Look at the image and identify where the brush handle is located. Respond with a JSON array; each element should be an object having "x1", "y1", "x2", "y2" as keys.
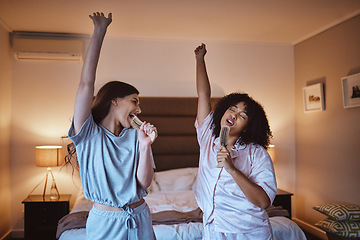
[
  {"x1": 131, "y1": 116, "x2": 157, "y2": 142},
  {"x1": 147, "y1": 131, "x2": 157, "y2": 142}
]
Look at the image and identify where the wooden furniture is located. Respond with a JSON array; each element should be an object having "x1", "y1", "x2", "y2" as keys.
[
  {"x1": 22, "y1": 194, "x2": 71, "y2": 240},
  {"x1": 274, "y1": 189, "x2": 293, "y2": 218},
  {"x1": 140, "y1": 97, "x2": 220, "y2": 172}
]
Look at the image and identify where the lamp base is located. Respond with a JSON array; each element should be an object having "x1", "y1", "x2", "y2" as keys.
[{"x1": 43, "y1": 168, "x2": 60, "y2": 201}]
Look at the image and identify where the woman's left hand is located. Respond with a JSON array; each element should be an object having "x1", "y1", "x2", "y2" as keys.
[
  {"x1": 138, "y1": 121, "x2": 157, "y2": 145},
  {"x1": 216, "y1": 146, "x2": 234, "y2": 170},
  {"x1": 89, "y1": 12, "x2": 112, "y2": 30}
]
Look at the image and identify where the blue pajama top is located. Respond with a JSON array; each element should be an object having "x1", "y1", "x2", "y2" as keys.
[{"x1": 68, "y1": 114, "x2": 153, "y2": 208}]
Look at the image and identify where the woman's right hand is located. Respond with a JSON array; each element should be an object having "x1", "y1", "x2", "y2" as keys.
[
  {"x1": 195, "y1": 43, "x2": 211, "y2": 125},
  {"x1": 89, "y1": 12, "x2": 112, "y2": 30},
  {"x1": 194, "y1": 43, "x2": 207, "y2": 61},
  {"x1": 138, "y1": 121, "x2": 158, "y2": 146},
  {"x1": 73, "y1": 12, "x2": 112, "y2": 134}
]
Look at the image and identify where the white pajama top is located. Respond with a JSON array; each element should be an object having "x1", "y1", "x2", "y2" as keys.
[{"x1": 194, "y1": 112, "x2": 277, "y2": 234}]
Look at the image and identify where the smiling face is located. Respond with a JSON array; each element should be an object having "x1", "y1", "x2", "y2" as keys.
[
  {"x1": 220, "y1": 102, "x2": 249, "y2": 138},
  {"x1": 111, "y1": 93, "x2": 141, "y2": 129}
]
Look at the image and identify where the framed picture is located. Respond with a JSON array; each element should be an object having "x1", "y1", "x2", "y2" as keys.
[
  {"x1": 302, "y1": 83, "x2": 325, "y2": 113},
  {"x1": 341, "y1": 73, "x2": 360, "y2": 109}
]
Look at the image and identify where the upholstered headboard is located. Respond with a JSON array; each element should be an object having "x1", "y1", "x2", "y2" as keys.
[{"x1": 139, "y1": 97, "x2": 220, "y2": 171}]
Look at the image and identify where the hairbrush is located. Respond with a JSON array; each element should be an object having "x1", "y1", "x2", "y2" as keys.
[
  {"x1": 217, "y1": 126, "x2": 230, "y2": 168},
  {"x1": 219, "y1": 126, "x2": 230, "y2": 147},
  {"x1": 130, "y1": 115, "x2": 157, "y2": 142}
]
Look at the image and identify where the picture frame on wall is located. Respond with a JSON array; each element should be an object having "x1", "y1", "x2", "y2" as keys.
[
  {"x1": 341, "y1": 73, "x2": 360, "y2": 109},
  {"x1": 302, "y1": 83, "x2": 325, "y2": 113}
]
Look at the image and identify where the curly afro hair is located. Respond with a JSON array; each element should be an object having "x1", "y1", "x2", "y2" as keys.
[{"x1": 211, "y1": 93, "x2": 272, "y2": 149}]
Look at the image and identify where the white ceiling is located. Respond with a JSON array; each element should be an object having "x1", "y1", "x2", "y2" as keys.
[{"x1": 1, "y1": 0, "x2": 360, "y2": 44}]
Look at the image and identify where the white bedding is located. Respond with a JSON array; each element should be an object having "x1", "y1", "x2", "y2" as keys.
[
  {"x1": 59, "y1": 190, "x2": 203, "y2": 240},
  {"x1": 59, "y1": 190, "x2": 306, "y2": 240},
  {"x1": 59, "y1": 168, "x2": 306, "y2": 240}
]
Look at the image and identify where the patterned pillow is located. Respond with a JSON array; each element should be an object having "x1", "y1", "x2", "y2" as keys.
[
  {"x1": 315, "y1": 218, "x2": 360, "y2": 238},
  {"x1": 313, "y1": 203, "x2": 360, "y2": 221}
]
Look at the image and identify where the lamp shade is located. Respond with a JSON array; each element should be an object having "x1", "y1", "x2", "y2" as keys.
[
  {"x1": 36, "y1": 146, "x2": 63, "y2": 167},
  {"x1": 267, "y1": 145, "x2": 275, "y2": 163}
]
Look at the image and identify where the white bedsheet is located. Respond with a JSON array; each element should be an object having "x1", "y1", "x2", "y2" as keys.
[{"x1": 59, "y1": 190, "x2": 306, "y2": 240}]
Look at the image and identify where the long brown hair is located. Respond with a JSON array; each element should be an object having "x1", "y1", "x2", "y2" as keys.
[{"x1": 91, "y1": 81, "x2": 139, "y2": 123}]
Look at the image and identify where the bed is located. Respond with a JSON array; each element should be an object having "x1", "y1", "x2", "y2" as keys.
[{"x1": 57, "y1": 97, "x2": 306, "y2": 240}]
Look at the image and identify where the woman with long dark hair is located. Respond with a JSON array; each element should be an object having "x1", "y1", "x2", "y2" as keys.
[{"x1": 68, "y1": 12, "x2": 157, "y2": 240}]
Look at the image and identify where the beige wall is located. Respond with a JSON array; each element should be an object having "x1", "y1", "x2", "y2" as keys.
[
  {"x1": 0, "y1": 23, "x2": 12, "y2": 238},
  {"x1": 294, "y1": 14, "x2": 360, "y2": 226},
  {"x1": 9, "y1": 37, "x2": 295, "y2": 230},
  {"x1": 4, "y1": 11, "x2": 360, "y2": 237}
]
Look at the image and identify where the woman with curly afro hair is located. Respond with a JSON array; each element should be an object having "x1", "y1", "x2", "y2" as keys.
[
  {"x1": 212, "y1": 92, "x2": 272, "y2": 149},
  {"x1": 194, "y1": 43, "x2": 277, "y2": 240}
]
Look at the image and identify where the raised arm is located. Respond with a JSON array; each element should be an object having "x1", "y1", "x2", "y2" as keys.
[
  {"x1": 194, "y1": 44, "x2": 211, "y2": 125},
  {"x1": 136, "y1": 122, "x2": 157, "y2": 190},
  {"x1": 73, "y1": 12, "x2": 112, "y2": 134}
]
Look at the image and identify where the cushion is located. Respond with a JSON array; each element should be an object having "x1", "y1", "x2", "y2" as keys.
[
  {"x1": 315, "y1": 218, "x2": 360, "y2": 238},
  {"x1": 313, "y1": 203, "x2": 360, "y2": 221},
  {"x1": 326, "y1": 232, "x2": 360, "y2": 240},
  {"x1": 148, "y1": 177, "x2": 160, "y2": 192},
  {"x1": 154, "y1": 167, "x2": 198, "y2": 192}
]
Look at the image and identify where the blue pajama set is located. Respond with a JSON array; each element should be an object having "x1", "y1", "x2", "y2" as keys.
[{"x1": 69, "y1": 114, "x2": 156, "y2": 240}]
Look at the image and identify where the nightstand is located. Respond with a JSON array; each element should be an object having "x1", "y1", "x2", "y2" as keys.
[
  {"x1": 22, "y1": 194, "x2": 71, "y2": 240},
  {"x1": 273, "y1": 189, "x2": 293, "y2": 218}
]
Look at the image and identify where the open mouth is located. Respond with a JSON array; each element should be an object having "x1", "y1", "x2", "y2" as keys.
[{"x1": 226, "y1": 118, "x2": 234, "y2": 126}]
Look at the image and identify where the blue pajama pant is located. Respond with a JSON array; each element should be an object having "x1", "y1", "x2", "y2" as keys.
[{"x1": 86, "y1": 202, "x2": 156, "y2": 240}]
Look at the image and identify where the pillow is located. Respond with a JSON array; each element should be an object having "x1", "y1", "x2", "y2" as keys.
[
  {"x1": 315, "y1": 218, "x2": 360, "y2": 238},
  {"x1": 191, "y1": 177, "x2": 197, "y2": 191},
  {"x1": 154, "y1": 167, "x2": 198, "y2": 192},
  {"x1": 148, "y1": 176, "x2": 160, "y2": 192},
  {"x1": 72, "y1": 186, "x2": 93, "y2": 213},
  {"x1": 313, "y1": 203, "x2": 360, "y2": 221}
]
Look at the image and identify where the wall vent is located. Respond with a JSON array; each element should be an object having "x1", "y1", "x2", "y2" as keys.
[{"x1": 11, "y1": 31, "x2": 88, "y2": 62}]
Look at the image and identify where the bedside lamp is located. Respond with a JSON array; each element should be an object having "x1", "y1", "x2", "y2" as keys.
[
  {"x1": 267, "y1": 145, "x2": 275, "y2": 164},
  {"x1": 35, "y1": 146, "x2": 62, "y2": 200}
]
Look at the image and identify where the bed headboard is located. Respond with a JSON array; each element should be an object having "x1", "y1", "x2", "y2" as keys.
[{"x1": 139, "y1": 97, "x2": 220, "y2": 172}]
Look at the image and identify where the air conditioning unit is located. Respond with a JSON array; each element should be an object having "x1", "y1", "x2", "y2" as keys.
[{"x1": 11, "y1": 32, "x2": 87, "y2": 61}]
